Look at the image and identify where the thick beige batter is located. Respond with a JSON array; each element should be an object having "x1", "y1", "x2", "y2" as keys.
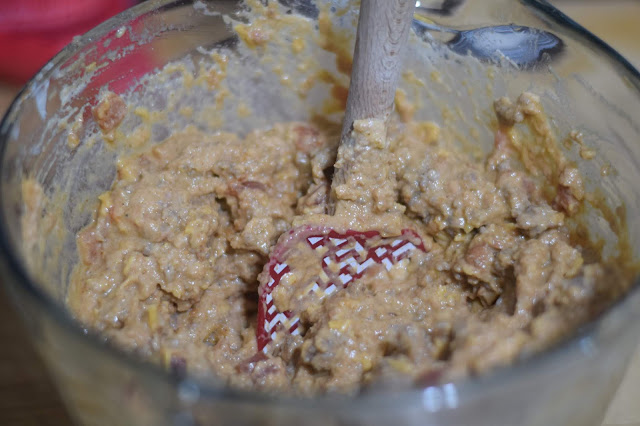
[{"x1": 67, "y1": 90, "x2": 633, "y2": 396}]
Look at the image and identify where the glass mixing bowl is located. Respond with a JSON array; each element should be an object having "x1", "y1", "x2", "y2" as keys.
[{"x1": 1, "y1": 0, "x2": 639, "y2": 425}]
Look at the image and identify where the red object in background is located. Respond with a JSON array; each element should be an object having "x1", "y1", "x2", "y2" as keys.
[{"x1": 0, "y1": 0, "x2": 136, "y2": 84}]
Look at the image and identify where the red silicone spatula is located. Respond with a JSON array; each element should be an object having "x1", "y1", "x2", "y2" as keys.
[{"x1": 257, "y1": 0, "x2": 423, "y2": 353}]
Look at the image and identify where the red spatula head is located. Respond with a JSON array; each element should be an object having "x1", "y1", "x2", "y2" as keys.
[{"x1": 257, "y1": 226, "x2": 427, "y2": 353}]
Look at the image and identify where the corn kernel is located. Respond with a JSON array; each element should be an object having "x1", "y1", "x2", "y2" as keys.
[
  {"x1": 360, "y1": 357, "x2": 373, "y2": 371},
  {"x1": 387, "y1": 357, "x2": 414, "y2": 374},
  {"x1": 291, "y1": 37, "x2": 305, "y2": 53},
  {"x1": 97, "y1": 192, "x2": 112, "y2": 218},
  {"x1": 328, "y1": 319, "x2": 350, "y2": 332},
  {"x1": 147, "y1": 304, "x2": 158, "y2": 331}
]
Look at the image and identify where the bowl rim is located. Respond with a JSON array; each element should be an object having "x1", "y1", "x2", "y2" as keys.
[{"x1": 0, "y1": 0, "x2": 639, "y2": 411}]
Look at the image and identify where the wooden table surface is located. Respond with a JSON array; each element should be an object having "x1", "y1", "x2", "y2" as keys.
[{"x1": 0, "y1": 1, "x2": 639, "y2": 425}]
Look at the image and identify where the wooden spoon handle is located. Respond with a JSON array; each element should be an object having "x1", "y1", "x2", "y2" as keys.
[{"x1": 341, "y1": 0, "x2": 415, "y2": 139}]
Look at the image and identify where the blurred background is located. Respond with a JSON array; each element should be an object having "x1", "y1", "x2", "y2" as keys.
[{"x1": 0, "y1": 0, "x2": 638, "y2": 424}]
